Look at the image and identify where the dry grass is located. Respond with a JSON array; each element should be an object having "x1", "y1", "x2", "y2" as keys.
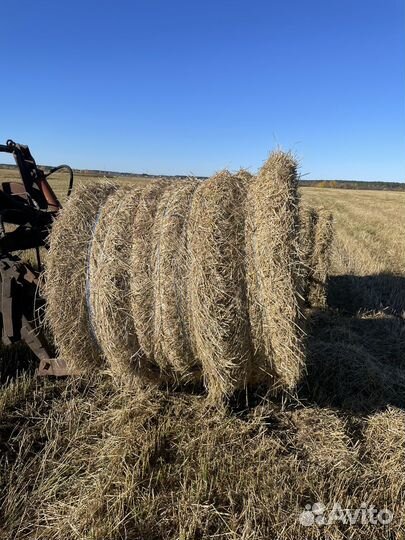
[
  {"x1": 1, "y1": 376, "x2": 405, "y2": 539},
  {"x1": 1, "y1": 175, "x2": 405, "y2": 539},
  {"x1": 302, "y1": 187, "x2": 405, "y2": 276}
]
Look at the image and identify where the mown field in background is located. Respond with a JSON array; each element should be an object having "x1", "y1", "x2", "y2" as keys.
[{"x1": 0, "y1": 170, "x2": 404, "y2": 539}]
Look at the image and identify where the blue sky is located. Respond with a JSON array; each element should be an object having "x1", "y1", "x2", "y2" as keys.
[{"x1": 1, "y1": 0, "x2": 404, "y2": 180}]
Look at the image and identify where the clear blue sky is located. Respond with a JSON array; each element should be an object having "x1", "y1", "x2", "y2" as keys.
[{"x1": 1, "y1": 0, "x2": 404, "y2": 180}]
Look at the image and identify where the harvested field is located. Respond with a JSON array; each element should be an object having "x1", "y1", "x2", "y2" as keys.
[{"x1": 1, "y1": 174, "x2": 404, "y2": 539}]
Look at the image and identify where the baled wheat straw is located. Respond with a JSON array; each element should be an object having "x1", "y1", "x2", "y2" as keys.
[
  {"x1": 130, "y1": 181, "x2": 172, "y2": 365},
  {"x1": 88, "y1": 186, "x2": 159, "y2": 382},
  {"x1": 245, "y1": 152, "x2": 305, "y2": 390},
  {"x1": 152, "y1": 181, "x2": 200, "y2": 382},
  {"x1": 237, "y1": 169, "x2": 254, "y2": 182},
  {"x1": 298, "y1": 205, "x2": 319, "y2": 304},
  {"x1": 308, "y1": 209, "x2": 334, "y2": 307},
  {"x1": 44, "y1": 182, "x2": 117, "y2": 371},
  {"x1": 187, "y1": 171, "x2": 252, "y2": 400},
  {"x1": 45, "y1": 151, "x2": 309, "y2": 397}
]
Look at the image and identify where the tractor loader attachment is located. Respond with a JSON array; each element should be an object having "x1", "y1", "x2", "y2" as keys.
[{"x1": 0, "y1": 139, "x2": 74, "y2": 376}]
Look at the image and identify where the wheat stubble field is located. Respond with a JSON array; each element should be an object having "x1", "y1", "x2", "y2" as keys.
[{"x1": 0, "y1": 170, "x2": 404, "y2": 539}]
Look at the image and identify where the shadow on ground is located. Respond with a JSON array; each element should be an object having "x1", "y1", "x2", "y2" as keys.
[
  {"x1": 1, "y1": 273, "x2": 404, "y2": 416},
  {"x1": 299, "y1": 273, "x2": 405, "y2": 413},
  {"x1": 328, "y1": 273, "x2": 405, "y2": 316}
]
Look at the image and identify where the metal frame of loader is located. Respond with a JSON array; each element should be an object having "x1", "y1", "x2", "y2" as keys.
[{"x1": 0, "y1": 139, "x2": 73, "y2": 376}]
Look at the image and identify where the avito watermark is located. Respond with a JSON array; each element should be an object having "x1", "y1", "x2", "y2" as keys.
[{"x1": 299, "y1": 501, "x2": 393, "y2": 527}]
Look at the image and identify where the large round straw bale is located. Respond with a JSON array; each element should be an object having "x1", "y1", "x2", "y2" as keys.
[
  {"x1": 44, "y1": 182, "x2": 117, "y2": 371},
  {"x1": 130, "y1": 181, "x2": 173, "y2": 365},
  {"x1": 187, "y1": 171, "x2": 252, "y2": 401},
  {"x1": 152, "y1": 181, "x2": 200, "y2": 382},
  {"x1": 245, "y1": 151, "x2": 305, "y2": 390},
  {"x1": 298, "y1": 205, "x2": 319, "y2": 304},
  {"x1": 88, "y1": 186, "x2": 160, "y2": 382},
  {"x1": 308, "y1": 209, "x2": 334, "y2": 307}
]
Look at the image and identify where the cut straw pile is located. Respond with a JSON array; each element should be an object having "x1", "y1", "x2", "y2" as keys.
[{"x1": 45, "y1": 151, "x2": 333, "y2": 401}]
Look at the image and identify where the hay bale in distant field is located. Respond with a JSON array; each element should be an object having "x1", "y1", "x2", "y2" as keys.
[
  {"x1": 152, "y1": 181, "x2": 200, "y2": 382},
  {"x1": 308, "y1": 209, "x2": 334, "y2": 307},
  {"x1": 130, "y1": 181, "x2": 172, "y2": 365},
  {"x1": 245, "y1": 152, "x2": 305, "y2": 390},
  {"x1": 187, "y1": 171, "x2": 252, "y2": 400},
  {"x1": 44, "y1": 182, "x2": 117, "y2": 371},
  {"x1": 88, "y1": 187, "x2": 159, "y2": 382}
]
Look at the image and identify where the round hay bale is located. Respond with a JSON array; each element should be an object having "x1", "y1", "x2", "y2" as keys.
[
  {"x1": 152, "y1": 181, "x2": 201, "y2": 382},
  {"x1": 308, "y1": 209, "x2": 334, "y2": 307},
  {"x1": 130, "y1": 181, "x2": 173, "y2": 365},
  {"x1": 44, "y1": 182, "x2": 117, "y2": 371},
  {"x1": 187, "y1": 171, "x2": 252, "y2": 401},
  {"x1": 298, "y1": 204, "x2": 319, "y2": 304},
  {"x1": 88, "y1": 186, "x2": 160, "y2": 382},
  {"x1": 245, "y1": 151, "x2": 305, "y2": 390}
]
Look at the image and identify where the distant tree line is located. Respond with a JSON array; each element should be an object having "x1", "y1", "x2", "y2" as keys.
[
  {"x1": 0, "y1": 163, "x2": 403, "y2": 191},
  {"x1": 299, "y1": 179, "x2": 405, "y2": 191}
]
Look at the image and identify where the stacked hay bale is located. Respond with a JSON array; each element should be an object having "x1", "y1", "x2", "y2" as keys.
[
  {"x1": 44, "y1": 183, "x2": 117, "y2": 372},
  {"x1": 187, "y1": 171, "x2": 252, "y2": 399},
  {"x1": 299, "y1": 205, "x2": 334, "y2": 307},
  {"x1": 89, "y1": 187, "x2": 159, "y2": 383},
  {"x1": 152, "y1": 182, "x2": 199, "y2": 383},
  {"x1": 245, "y1": 152, "x2": 305, "y2": 390},
  {"x1": 45, "y1": 151, "x2": 319, "y2": 401}
]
